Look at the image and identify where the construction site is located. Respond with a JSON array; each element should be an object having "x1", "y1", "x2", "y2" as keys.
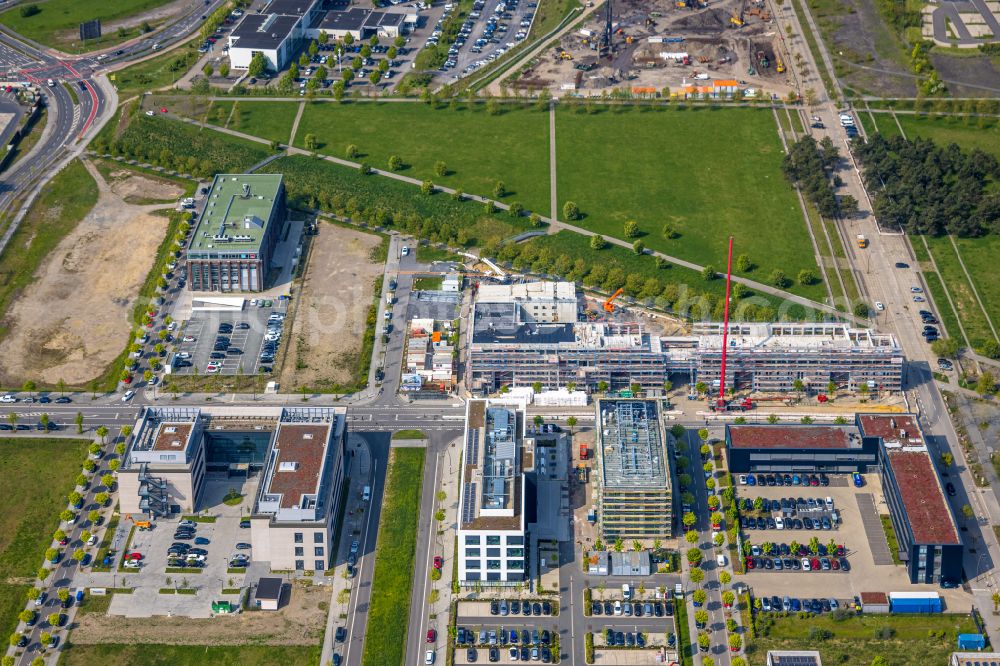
[{"x1": 507, "y1": 0, "x2": 797, "y2": 97}]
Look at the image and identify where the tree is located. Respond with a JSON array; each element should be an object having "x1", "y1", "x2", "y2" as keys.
[
  {"x1": 304, "y1": 133, "x2": 318, "y2": 151},
  {"x1": 597, "y1": 380, "x2": 608, "y2": 393},
  {"x1": 871, "y1": 658, "x2": 888, "y2": 666},
  {"x1": 687, "y1": 548, "x2": 703, "y2": 565},
  {"x1": 47, "y1": 613, "x2": 60, "y2": 627},
  {"x1": 976, "y1": 371, "x2": 996, "y2": 396},
  {"x1": 492, "y1": 181, "x2": 507, "y2": 199},
  {"x1": 563, "y1": 201, "x2": 580, "y2": 220},
  {"x1": 101, "y1": 473, "x2": 115, "y2": 489},
  {"x1": 797, "y1": 268, "x2": 817, "y2": 285},
  {"x1": 388, "y1": 154, "x2": 403, "y2": 170},
  {"x1": 682, "y1": 512, "x2": 697, "y2": 529},
  {"x1": 735, "y1": 254, "x2": 753, "y2": 272},
  {"x1": 248, "y1": 52, "x2": 267, "y2": 78},
  {"x1": 728, "y1": 633, "x2": 742, "y2": 651},
  {"x1": 685, "y1": 530, "x2": 699, "y2": 545},
  {"x1": 434, "y1": 160, "x2": 447, "y2": 177},
  {"x1": 346, "y1": 144, "x2": 360, "y2": 159},
  {"x1": 623, "y1": 220, "x2": 640, "y2": 238},
  {"x1": 941, "y1": 452, "x2": 953, "y2": 467},
  {"x1": 931, "y1": 338, "x2": 960, "y2": 358},
  {"x1": 701, "y1": 265, "x2": 717, "y2": 281},
  {"x1": 203, "y1": 63, "x2": 214, "y2": 77},
  {"x1": 108, "y1": 459, "x2": 121, "y2": 472},
  {"x1": 770, "y1": 269, "x2": 789, "y2": 288},
  {"x1": 695, "y1": 382, "x2": 707, "y2": 395},
  {"x1": 566, "y1": 416, "x2": 578, "y2": 432},
  {"x1": 368, "y1": 70, "x2": 381, "y2": 85},
  {"x1": 219, "y1": 62, "x2": 230, "y2": 78},
  {"x1": 589, "y1": 234, "x2": 607, "y2": 250},
  {"x1": 613, "y1": 537, "x2": 624, "y2": 552},
  {"x1": 713, "y1": 532, "x2": 725, "y2": 547},
  {"x1": 359, "y1": 162, "x2": 371, "y2": 175},
  {"x1": 72, "y1": 548, "x2": 85, "y2": 562},
  {"x1": 95, "y1": 492, "x2": 110, "y2": 506},
  {"x1": 96, "y1": 425, "x2": 108, "y2": 444},
  {"x1": 632, "y1": 240, "x2": 645, "y2": 255},
  {"x1": 792, "y1": 379, "x2": 805, "y2": 396},
  {"x1": 88, "y1": 509, "x2": 100, "y2": 524},
  {"x1": 23, "y1": 380, "x2": 35, "y2": 398},
  {"x1": 486, "y1": 98, "x2": 501, "y2": 115},
  {"x1": 693, "y1": 590, "x2": 707, "y2": 606},
  {"x1": 694, "y1": 609, "x2": 709, "y2": 627},
  {"x1": 719, "y1": 570, "x2": 731, "y2": 585},
  {"x1": 962, "y1": 504, "x2": 975, "y2": 523},
  {"x1": 18, "y1": 610, "x2": 33, "y2": 624}
]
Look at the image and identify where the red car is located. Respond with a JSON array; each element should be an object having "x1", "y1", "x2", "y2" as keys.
[
  {"x1": 426, "y1": 629, "x2": 436, "y2": 643},
  {"x1": 745, "y1": 557, "x2": 754, "y2": 570},
  {"x1": 58, "y1": 537, "x2": 68, "y2": 546},
  {"x1": 810, "y1": 558, "x2": 821, "y2": 571},
  {"x1": 159, "y1": 107, "x2": 167, "y2": 114},
  {"x1": 432, "y1": 556, "x2": 443, "y2": 570},
  {"x1": 835, "y1": 544, "x2": 845, "y2": 557},
  {"x1": 125, "y1": 552, "x2": 143, "y2": 561},
  {"x1": 831, "y1": 558, "x2": 840, "y2": 570}
]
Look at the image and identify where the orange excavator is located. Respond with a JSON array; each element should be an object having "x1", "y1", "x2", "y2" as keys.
[{"x1": 603, "y1": 288, "x2": 624, "y2": 312}]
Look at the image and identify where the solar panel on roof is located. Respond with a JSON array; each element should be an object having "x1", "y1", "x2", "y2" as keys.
[
  {"x1": 461, "y1": 482, "x2": 477, "y2": 525},
  {"x1": 465, "y1": 429, "x2": 479, "y2": 465}
]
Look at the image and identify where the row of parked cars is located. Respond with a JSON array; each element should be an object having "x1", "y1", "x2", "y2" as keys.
[
  {"x1": 0, "y1": 393, "x2": 72, "y2": 404},
  {"x1": 740, "y1": 472, "x2": 829, "y2": 487},
  {"x1": 166, "y1": 520, "x2": 210, "y2": 569},
  {"x1": 746, "y1": 554, "x2": 850, "y2": 572},
  {"x1": 456, "y1": 627, "x2": 553, "y2": 663},
  {"x1": 760, "y1": 594, "x2": 844, "y2": 614},
  {"x1": 489, "y1": 599, "x2": 552, "y2": 616},
  {"x1": 259, "y1": 312, "x2": 285, "y2": 369},
  {"x1": 591, "y1": 599, "x2": 672, "y2": 618},
  {"x1": 742, "y1": 514, "x2": 836, "y2": 531},
  {"x1": 603, "y1": 629, "x2": 662, "y2": 650}
]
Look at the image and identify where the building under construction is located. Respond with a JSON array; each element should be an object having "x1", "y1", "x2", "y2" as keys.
[
  {"x1": 595, "y1": 399, "x2": 675, "y2": 542},
  {"x1": 467, "y1": 282, "x2": 904, "y2": 395}
]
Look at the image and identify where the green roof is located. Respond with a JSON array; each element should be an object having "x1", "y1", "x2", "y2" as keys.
[{"x1": 189, "y1": 174, "x2": 283, "y2": 253}]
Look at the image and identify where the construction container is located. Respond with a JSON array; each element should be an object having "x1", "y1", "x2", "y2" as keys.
[
  {"x1": 889, "y1": 591, "x2": 941, "y2": 613},
  {"x1": 957, "y1": 633, "x2": 986, "y2": 650}
]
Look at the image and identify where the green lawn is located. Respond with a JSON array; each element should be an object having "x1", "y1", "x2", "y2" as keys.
[
  {"x1": 894, "y1": 113, "x2": 1000, "y2": 157},
  {"x1": 947, "y1": 235, "x2": 1000, "y2": 342},
  {"x1": 293, "y1": 102, "x2": 552, "y2": 215},
  {"x1": 749, "y1": 611, "x2": 977, "y2": 665},
  {"x1": 923, "y1": 235, "x2": 998, "y2": 350},
  {"x1": 0, "y1": 438, "x2": 89, "y2": 641},
  {"x1": 554, "y1": 106, "x2": 826, "y2": 301},
  {"x1": 109, "y1": 39, "x2": 202, "y2": 96},
  {"x1": 415, "y1": 245, "x2": 464, "y2": 264},
  {"x1": 362, "y1": 448, "x2": 425, "y2": 666},
  {"x1": 0, "y1": 160, "x2": 98, "y2": 352},
  {"x1": 868, "y1": 111, "x2": 902, "y2": 138},
  {"x1": 58, "y1": 643, "x2": 322, "y2": 665},
  {"x1": 207, "y1": 100, "x2": 301, "y2": 145},
  {"x1": 0, "y1": 0, "x2": 176, "y2": 53}
]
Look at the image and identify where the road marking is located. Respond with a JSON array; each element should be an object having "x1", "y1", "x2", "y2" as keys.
[{"x1": 345, "y1": 457, "x2": 379, "y2": 662}]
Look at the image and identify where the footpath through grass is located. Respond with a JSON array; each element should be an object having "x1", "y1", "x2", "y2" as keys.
[
  {"x1": 0, "y1": 159, "x2": 97, "y2": 347},
  {"x1": 207, "y1": 100, "x2": 301, "y2": 145},
  {"x1": 0, "y1": 438, "x2": 90, "y2": 640},
  {"x1": 59, "y1": 643, "x2": 322, "y2": 666},
  {"x1": 362, "y1": 448, "x2": 426, "y2": 666},
  {"x1": 923, "y1": 235, "x2": 998, "y2": 350},
  {"x1": 749, "y1": 611, "x2": 977, "y2": 665},
  {"x1": 0, "y1": 0, "x2": 176, "y2": 53},
  {"x1": 894, "y1": 113, "x2": 1000, "y2": 157},
  {"x1": 294, "y1": 101, "x2": 552, "y2": 215},
  {"x1": 555, "y1": 105, "x2": 826, "y2": 301}
]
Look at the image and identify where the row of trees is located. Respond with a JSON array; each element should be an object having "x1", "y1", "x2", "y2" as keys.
[
  {"x1": 855, "y1": 133, "x2": 999, "y2": 237},
  {"x1": 782, "y1": 136, "x2": 846, "y2": 219}
]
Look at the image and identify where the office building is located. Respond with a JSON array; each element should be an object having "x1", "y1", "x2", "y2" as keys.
[
  {"x1": 120, "y1": 406, "x2": 348, "y2": 572},
  {"x1": 186, "y1": 174, "x2": 286, "y2": 292},
  {"x1": 456, "y1": 399, "x2": 528, "y2": 586},
  {"x1": 317, "y1": 7, "x2": 408, "y2": 40},
  {"x1": 766, "y1": 651, "x2": 823, "y2": 666},
  {"x1": 951, "y1": 652, "x2": 1000, "y2": 666},
  {"x1": 859, "y1": 414, "x2": 963, "y2": 585},
  {"x1": 227, "y1": 0, "x2": 321, "y2": 71},
  {"x1": 726, "y1": 423, "x2": 879, "y2": 474},
  {"x1": 595, "y1": 399, "x2": 674, "y2": 542},
  {"x1": 466, "y1": 281, "x2": 904, "y2": 395},
  {"x1": 664, "y1": 322, "x2": 904, "y2": 393}
]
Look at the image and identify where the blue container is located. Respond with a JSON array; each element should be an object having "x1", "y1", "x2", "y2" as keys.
[{"x1": 958, "y1": 633, "x2": 986, "y2": 650}]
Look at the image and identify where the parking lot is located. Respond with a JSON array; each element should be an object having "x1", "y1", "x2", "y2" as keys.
[
  {"x1": 452, "y1": 622, "x2": 560, "y2": 665},
  {"x1": 430, "y1": 0, "x2": 537, "y2": 81},
  {"x1": 736, "y1": 472, "x2": 923, "y2": 597},
  {"x1": 171, "y1": 301, "x2": 288, "y2": 376}
]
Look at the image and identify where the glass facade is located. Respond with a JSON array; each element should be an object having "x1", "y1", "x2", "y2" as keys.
[{"x1": 204, "y1": 430, "x2": 272, "y2": 468}]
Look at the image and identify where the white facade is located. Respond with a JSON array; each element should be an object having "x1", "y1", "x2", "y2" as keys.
[{"x1": 476, "y1": 280, "x2": 578, "y2": 323}]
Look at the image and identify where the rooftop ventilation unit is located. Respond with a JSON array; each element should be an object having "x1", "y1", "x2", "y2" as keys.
[
  {"x1": 242, "y1": 183, "x2": 252, "y2": 198},
  {"x1": 278, "y1": 461, "x2": 299, "y2": 471}
]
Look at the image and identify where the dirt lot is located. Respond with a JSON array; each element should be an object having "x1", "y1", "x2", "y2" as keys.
[
  {"x1": 95, "y1": 159, "x2": 186, "y2": 204},
  {"x1": 71, "y1": 581, "x2": 328, "y2": 646},
  {"x1": 0, "y1": 161, "x2": 169, "y2": 386},
  {"x1": 279, "y1": 222, "x2": 382, "y2": 391}
]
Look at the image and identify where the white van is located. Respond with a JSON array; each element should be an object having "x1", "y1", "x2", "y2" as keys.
[
  {"x1": 775, "y1": 516, "x2": 784, "y2": 530},
  {"x1": 716, "y1": 554, "x2": 727, "y2": 567},
  {"x1": 622, "y1": 584, "x2": 632, "y2": 600},
  {"x1": 362, "y1": 485, "x2": 371, "y2": 501},
  {"x1": 825, "y1": 497, "x2": 835, "y2": 511}
]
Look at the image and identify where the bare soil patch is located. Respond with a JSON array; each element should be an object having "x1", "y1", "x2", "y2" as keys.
[
  {"x1": 0, "y1": 163, "x2": 168, "y2": 386},
  {"x1": 99, "y1": 162, "x2": 186, "y2": 204},
  {"x1": 930, "y1": 53, "x2": 1000, "y2": 96},
  {"x1": 280, "y1": 223, "x2": 382, "y2": 390},
  {"x1": 71, "y1": 582, "x2": 327, "y2": 646}
]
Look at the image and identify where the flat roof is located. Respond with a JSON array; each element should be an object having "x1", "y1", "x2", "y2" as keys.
[
  {"x1": 265, "y1": 424, "x2": 330, "y2": 510},
  {"x1": 952, "y1": 653, "x2": 1000, "y2": 666},
  {"x1": 858, "y1": 414, "x2": 922, "y2": 444},
  {"x1": 190, "y1": 174, "x2": 283, "y2": 252},
  {"x1": 476, "y1": 281, "x2": 576, "y2": 303},
  {"x1": 598, "y1": 400, "x2": 669, "y2": 489},
  {"x1": 320, "y1": 7, "x2": 369, "y2": 30},
  {"x1": 230, "y1": 14, "x2": 300, "y2": 50},
  {"x1": 264, "y1": 0, "x2": 316, "y2": 16},
  {"x1": 727, "y1": 425, "x2": 861, "y2": 450},
  {"x1": 460, "y1": 399, "x2": 524, "y2": 531},
  {"x1": 152, "y1": 422, "x2": 194, "y2": 451},
  {"x1": 884, "y1": 447, "x2": 960, "y2": 545},
  {"x1": 365, "y1": 10, "x2": 405, "y2": 27},
  {"x1": 860, "y1": 591, "x2": 888, "y2": 604},
  {"x1": 255, "y1": 577, "x2": 283, "y2": 600},
  {"x1": 674, "y1": 322, "x2": 901, "y2": 352}
]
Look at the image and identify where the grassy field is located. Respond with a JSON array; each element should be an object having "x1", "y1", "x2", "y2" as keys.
[
  {"x1": 894, "y1": 113, "x2": 1000, "y2": 156},
  {"x1": 59, "y1": 644, "x2": 322, "y2": 665},
  {"x1": 362, "y1": 448, "x2": 425, "y2": 666},
  {"x1": 109, "y1": 39, "x2": 202, "y2": 96},
  {"x1": 0, "y1": 160, "x2": 98, "y2": 347},
  {"x1": 868, "y1": 111, "x2": 902, "y2": 138},
  {"x1": 0, "y1": 0, "x2": 176, "y2": 53},
  {"x1": 0, "y1": 438, "x2": 89, "y2": 641},
  {"x1": 923, "y1": 235, "x2": 998, "y2": 350},
  {"x1": 555, "y1": 106, "x2": 826, "y2": 301},
  {"x1": 749, "y1": 611, "x2": 977, "y2": 665},
  {"x1": 207, "y1": 100, "x2": 301, "y2": 145},
  {"x1": 293, "y1": 102, "x2": 551, "y2": 214}
]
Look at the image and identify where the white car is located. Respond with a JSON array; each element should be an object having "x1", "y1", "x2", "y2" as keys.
[
  {"x1": 123, "y1": 560, "x2": 141, "y2": 569},
  {"x1": 175, "y1": 352, "x2": 191, "y2": 359},
  {"x1": 145, "y1": 110, "x2": 155, "y2": 117},
  {"x1": 87, "y1": 535, "x2": 98, "y2": 546},
  {"x1": 401, "y1": 246, "x2": 409, "y2": 256},
  {"x1": 0, "y1": 394, "x2": 16, "y2": 403},
  {"x1": 182, "y1": 336, "x2": 196, "y2": 342},
  {"x1": 874, "y1": 302, "x2": 885, "y2": 311},
  {"x1": 425, "y1": 650, "x2": 435, "y2": 664},
  {"x1": 122, "y1": 390, "x2": 135, "y2": 402},
  {"x1": 167, "y1": 322, "x2": 177, "y2": 331},
  {"x1": 911, "y1": 286, "x2": 923, "y2": 293}
]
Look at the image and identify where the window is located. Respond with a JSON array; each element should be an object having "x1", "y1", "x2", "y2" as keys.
[
  {"x1": 294, "y1": 533, "x2": 303, "y2": 544},
  {"x1": 314, "y1": 532, "x2": 324, "y2": 544},
  {"x1": 486, "y1": 535, "x2": 501, "y2": 545},
  {"x1": 465, "y1": 548, "x2": 481, "y2": 557},
  {"x1": 315, "y1": 560, "x2": 325, "y2": 571},
  {"x1": 487, "y1": 560, "x2": 502, "y2": 570},
  {"x1": 507, "y1": 536, "x2": 524, "y2": 545},
  {"x1": 295, "y1": 560, "x2": 304, "y2": 570},
  {"x1": 465, "y1": 535, "x2": 481, "y2": 545},
  {"x1": 295, "y1": 547, "x2": 304, "y2": 556},
  {"x1": 466, "y1": 559, "x2": 481, "y2": 570},
  {"x1": 508, "y1": 560, "x2": 524, "y2": 571},
  {"x1": 314, "y1": 547, "x2": 324, "y2": 557},
  {"x1": 487, "y1": 547, "x2": 501, "y2": 557},
  {"x1": 507, "y1": 548, "x2": 524, "y2": 558}
]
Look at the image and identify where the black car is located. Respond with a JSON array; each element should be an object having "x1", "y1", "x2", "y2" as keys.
[
  {"x1": 603, "y1": 601, "x2": 612, "y2": 615},
  {"x1": 803, "y1": 517, "x2": 814, "y2": 530},
  {"x1": 946, "y1": 482, "x2": 956, "y2": 497},
  {"x1": 592, "y1": 601, "x2": 602, "y2": 615},
  {"x1": 210, "y1": 352, "x2": 226, "y2": 359},
  {"x1": 756, "y1": 517, "x2": 766, "y2": 530},
  {"x1": 467, "y1": 648, "x2": 478, "y2": 662},
  {"x1": 532, "y1": 602, "x2": 542, "y2": 616},
  {"x1": 490, "y1": 600, "x2": 499, "y2": 615},
  {"x1": 39, "y1": 395, "x2": 51, "y2": 403},
  {"x1": 56, "y1": 396, "x2": 72, "y2": 403},
  {"x1": 819, "y1": 473, "x2": 829, "y2": 486},
  {"x1": 839, "y1": 557, "x2": 851, "y2": 571},
  {"x1": 895, "y1": 262, "x2": 909, "y2": 268},
  {"x1": 511, "y1": 600, "x2": 520, "y2": 614},
  {"x1": 542, "y1": 601, "x2": 551, "y2": 615},
  {"x1": 16, "y1": 634, "x2": 27, "y2": 647},
  {"x1": 523, "y1": 602, "x2": 532, "y2": 616},
  {"x1": 488, "y1": 647, "x2": 499, "y2": 662}
]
